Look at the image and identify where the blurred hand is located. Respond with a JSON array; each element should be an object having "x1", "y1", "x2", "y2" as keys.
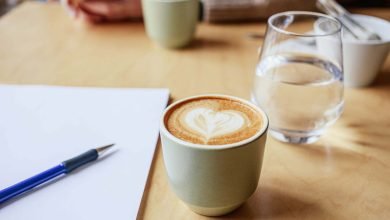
[{"x1": 61, "y1": 0, "x2": 142, "y2": 23}]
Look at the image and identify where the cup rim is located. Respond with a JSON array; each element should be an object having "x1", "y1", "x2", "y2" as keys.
[
  {"x1": 268, "y1": 11, "x2": 342, "y2": 38},
  {"x1": 160, "y1": 94, "x2": 269, "y2": 150},
  {"x1": 342, "y1": 14, "x2": 390, "y2": 44}
]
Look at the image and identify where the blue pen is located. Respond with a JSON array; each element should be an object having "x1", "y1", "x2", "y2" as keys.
[{"x1": 0, "y1": 144, "x2": 114, "y2": 205}]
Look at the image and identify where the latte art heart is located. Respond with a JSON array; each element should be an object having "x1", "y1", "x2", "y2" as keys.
[
  {"x1": 166, "y1": 97, "x2": 263, "y2": 145},
  {"x1": 184, "y1": 108, "x2": 246, "y2": 140}
]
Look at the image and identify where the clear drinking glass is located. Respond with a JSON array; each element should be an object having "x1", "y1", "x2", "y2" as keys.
[{"x1": 251, "y1": 11, "x2": 344, "y2": 144}]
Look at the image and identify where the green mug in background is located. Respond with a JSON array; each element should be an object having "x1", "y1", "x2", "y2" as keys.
[{"x1": 142, "y1": 0, "x2": 199, "y2": 48}]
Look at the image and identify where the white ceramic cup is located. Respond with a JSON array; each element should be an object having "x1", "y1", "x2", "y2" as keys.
[
  {"x1": 159, "y1": 94, "x2": 269, "y2": 216},
  {"x1": 315, "y1": 14, "x2": 390, "y2": 87}
]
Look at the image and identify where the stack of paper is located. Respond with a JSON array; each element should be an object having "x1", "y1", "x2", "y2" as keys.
[{"x1": 0, "y1": 85, "x2": 169, "y2": 220}]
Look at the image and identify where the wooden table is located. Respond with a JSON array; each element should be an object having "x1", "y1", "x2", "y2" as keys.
[{"x1": 1, "y1": 3, "x2": 389, "y2": 219}]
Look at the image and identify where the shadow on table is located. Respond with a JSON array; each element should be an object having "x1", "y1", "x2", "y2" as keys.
[
  {"x1": 137, "y1": 139, "x2": 163, "y2": 220},
  {"x1": 181, "y1": 38, "x2": 230, "y2": 51},
  {"x1": 341, "y1": 120, "x2": 390, "y2": 152},
  {"x1": 371, "y1": 70, "x2": 390, "y2": 88},
  {"x1": 370, "y1": 55, "x2": 390, "y2": 88},
  {"x1": 339, "y1": 66, "x2": 390, "y2": 152},
  {"x1": 221, "y1": 186, "x2": 323, "y2": 219}
]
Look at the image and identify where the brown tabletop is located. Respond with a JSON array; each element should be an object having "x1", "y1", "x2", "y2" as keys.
[{"x1": 1, "y1": 3, "x2": 389, "y2": 219}]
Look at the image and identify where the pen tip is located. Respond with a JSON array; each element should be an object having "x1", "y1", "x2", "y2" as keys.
[{"x1": 96, "y1": 144, "x2": 115, "y2": 156}]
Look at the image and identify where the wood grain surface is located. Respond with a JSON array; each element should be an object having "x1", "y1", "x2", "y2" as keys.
[{"x1": 1, "y1": 3, "x2": 389, "y2": 219}]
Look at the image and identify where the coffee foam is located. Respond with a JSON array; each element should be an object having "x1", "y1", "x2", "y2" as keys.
[{"x1": 165, "y1": 97, "x2": 263, "y2": 145}]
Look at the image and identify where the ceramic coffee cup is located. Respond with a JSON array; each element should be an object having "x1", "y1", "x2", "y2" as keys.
[
  {"x1": 142, "y1": 0, "x2": 199, "y2": 48},
  {"x1": 315, "y1": 14, "x2": 390, "y2": 87},
  {"x1": 159, "y1": 94, "x2": 269, "y2": 216}
]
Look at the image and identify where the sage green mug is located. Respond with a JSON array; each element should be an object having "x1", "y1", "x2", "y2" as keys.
[
  {"x1": 142, "y1": 0, "x2": 199, "y2": 48},
  {"x1": 160, "y1": 95, "x2": 269, "y2": 216}
]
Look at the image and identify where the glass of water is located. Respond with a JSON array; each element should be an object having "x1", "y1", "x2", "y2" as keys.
[{"x1": 251, "y1": 11, "x2": 343, "y2": 144}]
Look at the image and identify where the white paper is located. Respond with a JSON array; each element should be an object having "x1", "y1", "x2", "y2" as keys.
[{"x1": 0, "y1": 85, "x2": 169, "y2": 220}]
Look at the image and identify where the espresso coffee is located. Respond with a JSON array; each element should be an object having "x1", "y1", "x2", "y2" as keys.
[{"x1": 165, "y1": 96, "x2": 263, "y2": 145}]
